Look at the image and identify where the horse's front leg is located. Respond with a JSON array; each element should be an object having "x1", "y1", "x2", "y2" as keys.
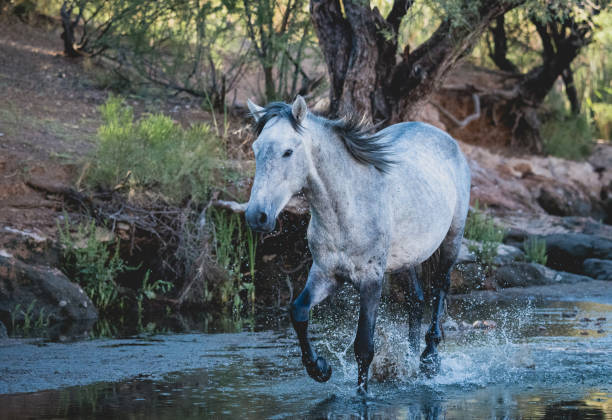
[
  {"x1": 289, "y1": 265, "x2": 338, "y2": 383},
  {"x1": 354, "y1": 278, "x2": 383, "y2": 393}
]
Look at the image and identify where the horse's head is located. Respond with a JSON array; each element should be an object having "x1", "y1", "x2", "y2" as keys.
[{"x1": 245, "y1": 96, "x2": 310, "y2": 232}]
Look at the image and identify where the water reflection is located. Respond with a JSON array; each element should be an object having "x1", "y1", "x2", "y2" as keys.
[
  {"x1": 1, "y1": 375, "x2": 610, "y2": 419},
  {"x1": 0, "y1": 298, "x2": 610, "y2": 419}
]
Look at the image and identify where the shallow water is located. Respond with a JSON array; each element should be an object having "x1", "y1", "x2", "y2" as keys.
[{"x1": 1, "y1": 290, "x2": 611, "y2": 419}]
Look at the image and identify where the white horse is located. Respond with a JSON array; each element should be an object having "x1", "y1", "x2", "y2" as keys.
[{"x1": 245, "y1": 96, "x2": 471, "y2": 392}]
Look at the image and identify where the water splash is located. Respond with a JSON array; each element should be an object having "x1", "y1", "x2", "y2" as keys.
[{"x1": 313, "y1": 301, "x2": 538, "y2": 390}]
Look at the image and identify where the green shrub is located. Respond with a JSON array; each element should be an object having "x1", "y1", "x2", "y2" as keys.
[
  {"x1": 524, "y1": 236, "x2": 548, "y2": 266},
  {"x1": 592, "y1": 102, "x2": 612, "y2": 140},
  {"x1": 209, "y1": 208, "x2": 257, "y2": 314},
  {"x1": 464, "y1": 201, "x2": 506, "y2": 269},
  {"x1": 540, "y1": 89, "x2": 594, "y2": 160},
  {"x1": 541, "y1": 112, "x2": 593, "y2": 160},
  {"x1": 87, "y1": 95, "x2": 222, "y2": 204},
  {"x1": 58, "y1": 217, "x2": 130, "y2": 312}
]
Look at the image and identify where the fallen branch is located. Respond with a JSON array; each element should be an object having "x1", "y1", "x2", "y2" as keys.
[
  {"x1": 210, "y1": 194, "x2": 309, "y2": 216},
  {"x1": 431, "y1": 93, "x2": 481, "y2": 128}
]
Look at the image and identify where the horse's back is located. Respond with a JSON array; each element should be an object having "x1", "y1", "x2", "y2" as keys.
[{"x1": 381, "y1": 122, "x2": 471, "y2": 271}]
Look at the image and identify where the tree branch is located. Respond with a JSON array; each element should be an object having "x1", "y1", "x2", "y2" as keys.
[
  {"x1": 386, "y1": 0, "x2": 413, "y2": 33},
  {"x1": 488, "y1": 15, "x2": 519, "y2": 73}
]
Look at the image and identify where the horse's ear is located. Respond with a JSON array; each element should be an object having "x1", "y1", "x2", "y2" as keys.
[
  {"x1": 247, "y1": 99, "x2": 264, "y2": 122},
  {"x1": 292, "y1": 95, "x2": 308, "y2": 124}
]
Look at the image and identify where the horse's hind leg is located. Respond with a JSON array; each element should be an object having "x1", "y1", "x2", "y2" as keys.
[
  {"x1": 290, "y1": 264, "x2": 338, "y2": 383},
  {"x1": 405, "y1": 266, "x2": 425, "y2": 354},
  {"x1": 354, "y1": 277, "x2": 383, "y2": 392},
  {"x1": 420, "y1": 225, "x2": 463, "y2": 376}
]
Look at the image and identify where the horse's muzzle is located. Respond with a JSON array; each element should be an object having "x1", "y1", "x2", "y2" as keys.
[{"x1": 245, "y1": 206, "x2": 275, "y2": 233}]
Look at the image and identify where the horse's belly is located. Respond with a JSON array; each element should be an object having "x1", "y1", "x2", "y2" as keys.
[
  {"x1": 386, "y1": 225, "x2": 449, "y2": 272},
  {"x1": 385, "y1": 186, "x2": 455, "y2": 272}
]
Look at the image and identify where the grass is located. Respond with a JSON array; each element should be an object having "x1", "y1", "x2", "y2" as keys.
[
  {"x1": 541, "y1": 113, "x2": 593, "y2": 159},
  {"x1": 86, "y1": 95, "x2": 223, "y2": 204},
  {"x1": 57, "y1": 217, "x2": 130, "y2": 313},
  {"x1": 209, "y1": 208, "x2": 257, "y2": 315},
  {"x1": 541, "y1": 89, "x2": 594, "y2": 160},
  {"x1": 464, "y1": 200, "x2": 506, "y2": 271},
  {"x1": 524, "y1": 236, "x2": 548, "y2": 266},
  {"x1": 9, "y1": 300, "x2": 50, "y2": 336},
  {"x1": 592, "y1": 102, "x2": 612, "y2": 140}
]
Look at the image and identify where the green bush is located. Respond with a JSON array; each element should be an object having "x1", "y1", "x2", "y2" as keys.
[
  {"x1": 541, "y1": 89, "x2": 594, "y2": 160},
  {"x1": 541, "y1": 112, "x2": 593, "y2": 160},
  {"x1": 58, "y1": 217, "x2": 129, "y2": 312},
  {"x1": 524, "y1": 236, "x2": 548, "y2": 266},
  {"x1": 209, "y1": 208, "x2": 257, "y2": 314},
  {"x1": 87, "y1": 95, "x2": 222, "y2": 204},
  {"x1": 464, "y1": 201, "x2": 506, "y2": 269},
  {"x1": 592, "y1": 102, "x2": 612, "y2": 140}
]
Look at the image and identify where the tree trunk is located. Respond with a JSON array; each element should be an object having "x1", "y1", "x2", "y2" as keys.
[
  {"x1": 562, "y1": 67, "x2": 580, "y2": 115},
  {"x1": 504, "y1": 17, "x2": 590, "y2": 151},
  {"x1": 488, "y1": 15, "x2": 519, "y2": 73},
  {"x1": 263, "y1": 66, "x2": 276, "y2": 102},
  {"x1": 310, "y1": 0, "x2": 522, "y2": 123},
  {"x1": 60, "y1": 2, "x2": 81, "y2": 57}
]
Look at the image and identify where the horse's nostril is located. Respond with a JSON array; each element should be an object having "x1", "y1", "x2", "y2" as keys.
[{"x1": 258, "y1": 212, "x2": 267, "y2": 224}]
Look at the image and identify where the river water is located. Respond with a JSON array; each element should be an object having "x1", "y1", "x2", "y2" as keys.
[{"x1": 1, "y1": 284, "x2": 611, "y2": 419}]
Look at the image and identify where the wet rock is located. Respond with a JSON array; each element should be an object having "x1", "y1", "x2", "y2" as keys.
[
  {"x1": 370, "y1": 329, "x2": 407, "y2": 382},
  {"x1": 493, "y1": 262, "x2": 549, "y2": 288},
  {"x1": 457, "y1": 240, "x2": 523, "y2": 265},
  {"x1": 451, "y1": 263, "x2": 489, "y2": 293},
  {"x1": 458, "y1": 321, "x2": 472, "y2": 330},
  {"x1": 493, "y1": 244, "x2": 524, "y2": 265},
  {"x1": 543, "y1": 233, "x2": 612, "y2": 274},
  {"x1": 540, "y1": 266, "x2": 594, "y2": 284},
  {"x1": 457, "y1": 242, "x2": 477, "y2": 264},
  {"x1": 442, "y1": 319, "x2": 459, "y2": 331},
  {"x1": 582, "y1": 258, "x2": 612, "y2": 280},
  {"x1": 0, "y1": 255, "x2": 98, "y2": 329},
  {"x1": 0, "y1": 320, "x2": 7, "y2": 338},
  {"x1": 472, "y1": 320, "x2": 496, "y2": 329},
  {"x1": 562, "y1": 311, "x2": 577, "y2": 318},
  {"x1": 580, "y1": 317, "x2": 593, "y2": 322}
]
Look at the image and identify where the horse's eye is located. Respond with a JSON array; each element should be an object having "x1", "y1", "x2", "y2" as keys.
[{"x1": 283, "y1": 149, "x2": 293, "y2": 158}]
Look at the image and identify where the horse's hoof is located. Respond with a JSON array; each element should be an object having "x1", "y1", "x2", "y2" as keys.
[
  {"x1": 356, "y1": 384, "x2": 368, "y2": 397},
  {"x1": 304, "y1": 356, "x2": 332, "y2": 383},
  {"x1": 419, "y1": 352, "x2": 441, "y2": 377}
]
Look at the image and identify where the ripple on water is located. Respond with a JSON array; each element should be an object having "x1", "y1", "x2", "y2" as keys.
[{"x1": 0, "y1": 299, "x2": 610, "y2": 418}]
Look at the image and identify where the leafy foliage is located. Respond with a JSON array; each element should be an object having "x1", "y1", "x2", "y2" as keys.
[
  {"x1": 87, "y1": 95, "x2": 222, "y2": 204},
  {"x1": 541, "y1": 90, "x2": 593, "y2": 159},
  {"x1": 209, "y1": 208, "x2": 257, "y2": 314},
  {"x1": 58, "y1": 217, "x2": 129, "y2": 312},
  {"x1": 524, "y1": 236, "x2": 548, "y2": 266},
  {"x1": 241, "y1": 0, "x2": 322, "y2": 102},
  {"x1": 464, "y1": 201, "x2": 506, "y2": 270}
]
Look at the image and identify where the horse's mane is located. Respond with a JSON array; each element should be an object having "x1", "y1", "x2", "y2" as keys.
[
  {"x1": 252, "y1": 102, "x2": 394, "y2": 173},
  {"x1": 324, "y1": 114, "x2": 394, "y2": 173},
  {"x1": 253, "y1": 102, "x2": 302, "y2": 136}
]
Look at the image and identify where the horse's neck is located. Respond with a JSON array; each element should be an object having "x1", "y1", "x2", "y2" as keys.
[{"x1": 304, "y1": 127, "x2": 381, "y2": 229}]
